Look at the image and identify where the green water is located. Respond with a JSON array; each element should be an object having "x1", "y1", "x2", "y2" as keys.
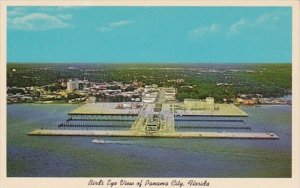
[{"x1": 7, "y1": 104, "x2": 291, "y2": 177}]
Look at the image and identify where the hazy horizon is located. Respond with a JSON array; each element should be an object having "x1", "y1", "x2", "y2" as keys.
[{"x1": 7, "y1": 61, "x2": 291, "y2": 64}]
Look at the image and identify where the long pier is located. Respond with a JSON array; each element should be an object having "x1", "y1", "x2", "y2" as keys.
[
  {"x1": 28, "y1": 129, "x2": 279, "y2": 139},
  {"x1": 28, "y1": 93, "x2": 279, "y2": 140}
]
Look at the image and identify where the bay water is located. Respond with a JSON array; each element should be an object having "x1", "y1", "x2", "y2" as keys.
[{"x1": 7, "y1": 104, "x2": 291, "y2": 177}]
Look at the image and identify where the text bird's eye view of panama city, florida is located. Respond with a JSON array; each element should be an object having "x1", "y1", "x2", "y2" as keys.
[{"x1": 3, "y1": 5, "x2": 296, "y2": 185}]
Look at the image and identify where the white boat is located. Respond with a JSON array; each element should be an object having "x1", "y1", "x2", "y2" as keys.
[
  {"x1": 91, "y1": 139, "x2": 105, "y2": 144},
  {"x1": 91, "y1": 139, "x2": 131, "y2": 145}
]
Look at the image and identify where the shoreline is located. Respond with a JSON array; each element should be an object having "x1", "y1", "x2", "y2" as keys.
[{"x1": 7, "y1": 102, "x2": 292, "y2": 106}]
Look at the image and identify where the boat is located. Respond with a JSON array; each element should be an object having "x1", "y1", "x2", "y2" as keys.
[
  {"x1": 91, "y1": 139, "x2": 105, "y2": 144},
  {"x1": 91, "y1": 139, "x2": 131, "y2": 145}
]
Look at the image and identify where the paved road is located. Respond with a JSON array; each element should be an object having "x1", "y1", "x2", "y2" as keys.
[{"x1": 131, "y1": 89, "x2": 176, "y2": 133}]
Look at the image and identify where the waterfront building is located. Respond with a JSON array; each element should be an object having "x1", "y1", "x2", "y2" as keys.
[
  {"x1": 67, "y1": 79, "x2": 79, "y2": 91},
  {"x1": 145, "y1": 114, "x2": 161, "y2": 132},
  {"x1": 184, "y1": 97, "x2": 215, "y2": 110},
  {"x1": 88, "y1": 96, "x2": 97, "y2": 103}
]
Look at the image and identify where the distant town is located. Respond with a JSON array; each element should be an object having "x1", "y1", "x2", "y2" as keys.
[
  {"x1": 7, "y1": 78, "x2": 291, "y2": 105},
  {"x1": 7, "y1": 63, "x2": 292, "y2": 105}
]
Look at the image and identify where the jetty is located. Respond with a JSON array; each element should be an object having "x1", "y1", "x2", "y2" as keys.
[
  {"x1": 28, "y1": 129, "x2": 279, "y2": 139},
  {"x1": 28, "y1": 90, "x2": 279, "y2": 139}
]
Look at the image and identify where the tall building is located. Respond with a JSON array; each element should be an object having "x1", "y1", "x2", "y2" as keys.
[{"x1": 67, "y1": 79, "x2": 79, "y2": 91}]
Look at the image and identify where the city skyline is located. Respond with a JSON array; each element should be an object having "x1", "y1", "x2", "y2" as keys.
[{"x1": 8, "y1": 6, "x2": 291, "y2": 64}]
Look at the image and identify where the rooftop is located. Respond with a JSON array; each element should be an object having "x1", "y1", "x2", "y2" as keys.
[
  {"x1": 69, "y1": 102, "x2": 142, "y2": 115},
  {"x1": 166, "y1": 103, "x2": 248, "y2": 117}
]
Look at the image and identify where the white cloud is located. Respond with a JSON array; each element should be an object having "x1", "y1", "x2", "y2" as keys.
[
  {"x1": 56, "y1": 14, "x2": 72, "y2": 20},
  {"x1": 255, "y1": 10, "x2": 288, "y2": 26},
  {"x1": 228, "y1": 10, "x2": 289, "y2": 35},
  {"x1": 9, "y1": 13, "x2": 72, "y2": 31},
  {"x1": 229, "y1": 19, "x2": 248, "y2": 33},
  {"x1": 8, "y1": 7, "x2": 74, "y2": 31},
  {"x1": 97, "y1": 20, "x2": 133, "y2": 32},
  {"x1": 188, "y1": 24, "x2": 220, "y2": 39},
  {"x1": 97, "y1": 26, "x2": 112, "y2": 32},
  {"x1": 35, "y1": 6, "x2": 84, "y2": 12},
  {"x1": 8, "y1": 7, "x2": 26, "y2": 17},
  {"x1": 109, "y1": 20, "x2": 132, "y2": 27}
]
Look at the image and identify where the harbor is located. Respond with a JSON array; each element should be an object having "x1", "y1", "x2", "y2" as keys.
[
  {"x1": 28, "y1": 89, "x2": 279, "y2": 139},
  {"x1": 9, "y1": 103, "x2": 290, "y2": 177},
  {"x1": 6, "y1": 6, "x2": 293, "y2": 180}
]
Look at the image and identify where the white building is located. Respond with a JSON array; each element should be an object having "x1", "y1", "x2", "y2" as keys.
[
  {"x1": 164, "y1": 87, "x2": 176, "y2": 101},
  {"x1": 184, "y1": 97, "x2": 215, "y2": 111},
  {"x1": 143, "y1": 98, "x2": 156, "y2": 103},
  {"x1": 67, "y1": 79, "x2": 79, "y2": 91},
  {"x1": 144, "y1": 84, "x2": 158, "y2": 93}
]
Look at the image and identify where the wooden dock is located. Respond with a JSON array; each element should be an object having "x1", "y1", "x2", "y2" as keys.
[{"x1": 28, "y1": 129, "x2": 279, "y2": 139}]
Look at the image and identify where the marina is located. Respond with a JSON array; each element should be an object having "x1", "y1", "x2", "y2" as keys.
[
  {"x1": 8, "y1": 104, "x2": 291, "y2": 177},
  {"x1": 29, "y1": 93, "x2": 279, "y2": 139},
  {"x1": 5, "y1": 5, "x2": 293, "y2": 180}
]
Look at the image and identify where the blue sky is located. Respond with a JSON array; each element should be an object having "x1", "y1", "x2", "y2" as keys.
[{"x1": 7, "y1": 6, "x2": 291, "y2": 63}]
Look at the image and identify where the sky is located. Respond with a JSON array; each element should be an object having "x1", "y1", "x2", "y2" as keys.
[{"x1": 7, "y1": 6, "x2": 292, "y2": 64}]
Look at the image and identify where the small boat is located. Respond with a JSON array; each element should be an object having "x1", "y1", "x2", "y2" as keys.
[
  {"x1": 91, "y1": 139, "x2": 131, "y2": 145},
  {"x1": 91, "y1": 139, "x2": 105, "y2": 144}
]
